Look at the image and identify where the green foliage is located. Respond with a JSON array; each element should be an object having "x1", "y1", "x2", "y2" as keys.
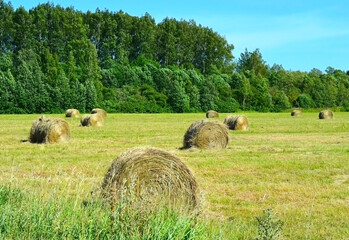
[
  {"x1": 341, "y1": 102, "x2": 349, "y2": 112},
  {"x1": 199, "y1": 79, "x2": 219, "y2": 111},
  {"x1": 84, "y1": 79, "x2": 97, "y2": 111},
  {"x1": 168, "y1": 79, "x2": 190, "y2": 112},
  {"x1": 248, "y1": 72, "x2": 272, "y2": 112},
  {"x1": 294, "y1": 94, "x2": 316, "y2": 109},
  {"x1": 256, "y1": 208, "x2": 283, "y2": 240},
  {"x1": 216, "y1": 84, "x2": 240, "y2": 112},
  {"x1": 0, "y1": 62, "x2": 17, "y2": 113},
  {"x1": 114, "y1": 85, "x2": 169, "y2": 113},
  {"x1": 237, "y1": 49, "x2": 269, "y2": 78},
  {"x1": 271, "y1": 90, "x2": 291, "y2": 112},
  {"x1": 0, "y1": 3, "x2": 349, "y2": 114}
]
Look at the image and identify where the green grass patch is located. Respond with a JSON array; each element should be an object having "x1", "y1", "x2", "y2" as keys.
[
  {"x1": 0, "y1": 185, "x2": 206, "y2": 239},
  {"x1": 0, "y1": 112, "x2": 348, "y2": 239}
]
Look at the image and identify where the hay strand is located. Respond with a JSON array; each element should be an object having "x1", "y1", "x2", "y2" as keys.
[
  {"x1": 206, "y1": 110, "x2": 219, "y2": 118},
  {"x1": 29, "y1": 116, "x2": 70, "y2": 144},
  {"x1": 91, "y1": 108, "x2": 107, "y2": 118},
  {"x1": 224, "y1": 115, "x2": 249, "y2": 130},
  {"x1": 80, "y1": 114, "x2": 104, "y2": 127},
  {"x1": 65, "y1": 109, "x2": 80, "y2": 118},
  {"x1": 101, "y1": 146, "x2": 199, "y2": 210},
  {"x1": 319, "y1": 110, "x2": 333, "y2": 119},
  {"x1": 291, "y1": 109, "x2": 302, "y2": 117},
  {"x1": 182, "y1": 119, "x2": 229, "y2": 149}
]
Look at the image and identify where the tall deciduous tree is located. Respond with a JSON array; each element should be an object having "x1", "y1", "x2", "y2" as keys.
[
  {"x1": 237, "y1": 49, "x2": 269, "y2": 78},
  {"x1": 14, "y1": 49, "x2": 50, "y2": 113},
  {"x1": 0, "y1": 0, "x2": 14, "y2": 52}
]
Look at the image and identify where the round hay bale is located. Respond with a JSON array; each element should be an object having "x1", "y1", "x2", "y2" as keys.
[
  {"x1": 182, "y1": 119, "x2": 229, "y2": 149},
  {"x1": 91, "y1": 108, "x2": 107, "y2": 118},
  {"x1": 291, "y1": 109, "x2": 302, "y2": 117},
  {"x1": 29, "y1": 116, "x2": 70, "y2": 144},
  {"x1": 206, "y1": 110, "x2": 219, "y2": 118},
  {"x1": 101, "y1": 146, "x2": 199, "y2": 210},
  {"x1": 319, "y1": 109, "x2": 333, "y2": 119},
  {"x1": 65, "y1": 109, "x2": 80, "y2": 118},
  {"x1": 80, "y1": 114, "x2": 104, "y2": 127},
  {"x1": 224, "y1": 115, "x2": 249, "y2": 130}
]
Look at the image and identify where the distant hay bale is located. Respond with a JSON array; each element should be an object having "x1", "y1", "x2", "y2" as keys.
[
  {"x1": 291, "y1": 109, "x2": 302, "y2": 117},
  {"x1": 224, "y1": 115, "x2": 249, "y2": 130},
  {"x1": 91, "y1": 108, "x2": 107, "y2": 118},
  {"x1": 65, "y1": 109, "x2": 80, "y2": 118},
  {"x1": 80, "y1": 114, "x2": 104, "y2": 127},
  {"x1": 182, "y1": 119, "x2": 229, "y2": 149},
  {"x1": 29, "y1": 116, "x2": 70, "y2": 144},
  {"x1": 319, "y1": 110, "x2": 333, "y2": 119},
  {"x1": 206, "y1": 110, "x2": 219, "y2": 118},
  {"x1": 101, "y1": 146, "x2": 199, "y2": 210}
]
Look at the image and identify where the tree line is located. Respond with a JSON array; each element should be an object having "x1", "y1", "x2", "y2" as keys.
[{"x1": 1, "y1": 1, "x2": 349, "y2": 114}]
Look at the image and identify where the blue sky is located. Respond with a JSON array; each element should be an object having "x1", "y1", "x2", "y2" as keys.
[{"x1": 8, "y1": 0, "x2": 349, "y2": 72}]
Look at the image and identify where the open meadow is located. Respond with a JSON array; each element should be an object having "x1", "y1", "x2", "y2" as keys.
[{"x1": 0, "y1": 112, "x2": 348, "y2": 239}]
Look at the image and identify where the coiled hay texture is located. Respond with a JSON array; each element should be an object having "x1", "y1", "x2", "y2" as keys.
[
  {"x1": 29, "y1": 116, "x2": 70, "y2": 144},
  {"x1": 182, "y1": 119, "x2": 229, "y2": 149},
  {"x1": 101, "y1": 146, "x2": 199, "y2": 210},
  {"x1": 65, "y1": 109, "x2": 80, "y2": 118},
  {"x1": 206, "y1": 110, "x2": 219, "y2": 118},
  {"x1": 80, "y1": 114, "x2": 104, "y2": 127},
  {"x1": 291, "y1": 109, "x2": 302, "y2": 116},
  {"x1": 224, "y1": 115, "x2": 249, "y2": 130},
  {"x1": 319, "y1": 109, "x2": 333, "y2": 119},
  {"x1": 91, "y1": 108, "x2": 107, "y2": 118}
]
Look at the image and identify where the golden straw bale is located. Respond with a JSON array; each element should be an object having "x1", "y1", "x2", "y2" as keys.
[
  {"x1": 319, "y1": 109, "x2": 333, "y2": 119},
  {"x1": 291, "y1": 109, "x2": 302, "y2": 117},
  {"x1": 206, "y1": 110, "x2": 219, "y2": 118},
  {"x1": 91, "y1": 108, "x2": 107, "y2": 118},
  {"x1": 29, "y1": 116, "x2": 70, "y2": 144},
  {"x1": 224, "y1": 115, "x2": 249, "y2": 130},
  {"x1": 101, "y1": 146, "x2": 199, "y2": 211},
  {"x1": 65, "y1": 109, "x2": 80, "y2": 118},
  {"x1": 80, "y1": 114, "x2": 104, "y2": 127},
  {"x1": 182, "y1": 119, "x2": 229, "y2": 149}
]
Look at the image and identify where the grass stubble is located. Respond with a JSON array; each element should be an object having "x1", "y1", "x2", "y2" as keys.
[{"x1": 0, "y1": 112, "x2": 348, "y2": 239}]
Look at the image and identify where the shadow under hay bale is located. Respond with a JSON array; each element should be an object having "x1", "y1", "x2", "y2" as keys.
[
  {"x1": 291, "y1": 109, "x2": 302, "y2": 117},
  {"x1": 319, "y1": 109, "x2": 333, "y2": 119},
  {"x1": 65, "y1": 109, "x2": 80, "y2": 118},
  {"x1": 91, "y1": 108, "x2": 107, "y2": 118},
  {"x1": 80, "y1": 114, "x2": 104, "y2": 127},
  {"x1": 29, "y1": 116, "x2": 70, "y2": 144},
  {"x1": 206, "y1": 110, "x2": 219, "y2": 118},
  {"x1": 101, "y1": 146, "x2": 199, "y2": 211},
  {"x1": 182, "y1": 119, "x2": 229, "y2": 149},
  {"x1": 224, "y1": 115, "x2": 249, "y2": 130}
]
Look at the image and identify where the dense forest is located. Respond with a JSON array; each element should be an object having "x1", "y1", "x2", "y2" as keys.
[{"x1": 1, "y1": 1, "x2": 349, "y2": 114}]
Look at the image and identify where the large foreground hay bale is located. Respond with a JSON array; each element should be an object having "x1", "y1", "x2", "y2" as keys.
[
  {"x1": 80, "y1": 114, "x2": 104, "y2": 127},
  {"x1": 65, "y1": 109, "x2": 80, "y2": 118},
  {"x1": 291, "y1": 109, "x2": 302, "y2": 116},
  {"x1": 182, "y1": 119, "x2": 229, "y2": 149},
  {"x1": 101, "y1": 146, "x2": 199, "y2": 210},
  {"x1": 206, "y1": 110, "x2": 219, "y2": 118},
  {"x1": 91, "y1": 108, "x2": 107, "y2": 118},
  {"x1": 224, "y1": 115, "x2": 249, "y2": 130},
  {"x1": 29, "y1": 116, "x2": 70, "y2": 144},
  {"x1": 319, "y1": 109, "x2": 333, "y2": 119}
]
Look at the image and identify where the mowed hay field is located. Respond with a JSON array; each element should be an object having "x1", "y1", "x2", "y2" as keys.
[{"x1": 0, "y1": 112, "x2": 348, "y2": 239}]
